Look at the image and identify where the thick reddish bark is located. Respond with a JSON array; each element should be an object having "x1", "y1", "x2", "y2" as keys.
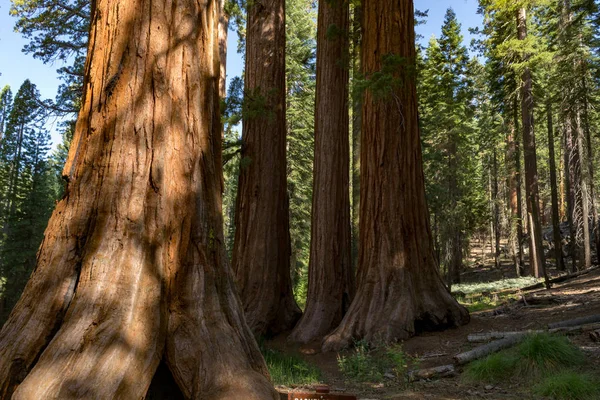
[
  {"x1": 232, "y1": 0, "x2": 301, "y2": 336},
  {"x1": 288, "y1": 0, "x2": 355, "y2": 344},
  {"x1": 0, "y1": 1, "x2": 277, "y2": 398},
  {"x1": 517, "y1": 8, "x2": 547, "y2": 281},
  {"x1": 322, "y1": 0, "x2": 469, "y2": 352}
]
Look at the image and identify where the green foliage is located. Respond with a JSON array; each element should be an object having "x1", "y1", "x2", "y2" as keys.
[
  {"x1": 464, "y1": 333, "x2": 587, "y2": 386},
  {"x1": 337, "y1": 341, "x2": 409, "y2": 382},
  {"x1": 259, "y1": 342, "x2": 321, "y2": 387},
  {"x1": 533, "y1": 371, "x2": 600, "y2": 400},
  {"x1": 419, "y1": 9, "x2": 487, "y2": 280},
  {"x1": 0, "y1": 80, "x2": 55, "y2": 322},
  {"x1": 354, "y1": 54, "x2": 412, "y2": 101},
  {"x1": 10, "y1": 0, "x2": 89, "y2": 116},
  {"x1": 516, "y1": 333, "x2": 585, "y2": 374},
  {"x1": 285, "y1": 0, "x2": 316, "y2": 304},
  {"x1": 464, "y1": 352, "x2": 519, "y2": 382},
  {"x1": 452, "y1": 276, "x2": 540, "y2": 295},
  {"x1": 222, "y1": 77, "x2": 244, "y2": 257}
]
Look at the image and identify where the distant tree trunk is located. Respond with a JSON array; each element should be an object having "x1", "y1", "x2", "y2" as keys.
[
  {"x1": 517, "y1": 8, "x2": 547, "y2": 281},
  {"x1": 0, "y1": 0, "x2": 277, "y2": 398},
  {"x1": 575, "y1": 112, "x2": 592, "y2": 269},
  {"x1": 564, "y1": 119, "x2": 579, "y2": 272},
  {"x1": 321, "y1": 0, "x2": 469, "y2": 351},
  {"x1": 289, "y1": 0, "x2": 354, "y2": 344},
  {"x1": 508, "y1": 101, "x2": 525, "y2": 276},
  {"x1": 445, "y1": 139, "x2": 461, "y2": 287},
  {"x1": 493, "y1": 149, "x2": 501, "y2": 269},
  {"x1": 232, "y1": 0, "x2": 302, "y2": 336},
  {"x1": 547, "y1": 101, "x2": 566, "y2": 271},
  {"x1": 581, "y1": 75, "x2": 600, "y2": 262}
]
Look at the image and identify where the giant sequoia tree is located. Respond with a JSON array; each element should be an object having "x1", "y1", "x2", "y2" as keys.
[
  {"x1": 232, "y1": 0, "x2": 302, "y2": 336},
  {"x1": 288, "y1": 0, "x2": 354, "y2": 344},
  {"x1": 322, "y1": 0, "x2": 469, "y2": 351},
  {"x1": 0, "y1": 0, "x2": 277, "y2": 398}
]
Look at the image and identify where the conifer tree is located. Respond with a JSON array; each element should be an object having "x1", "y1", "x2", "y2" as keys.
[
  {"x1": 0, "y1": 80, "x2": 53, "y2": 321},
  {"x1": 419, "y1": 9, "x2": 483, "y2": 287}
]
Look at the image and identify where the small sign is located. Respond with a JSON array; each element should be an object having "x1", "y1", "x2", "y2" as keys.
[{"x1": 278, "y1": 386, "x2": 356, "y2": 400}]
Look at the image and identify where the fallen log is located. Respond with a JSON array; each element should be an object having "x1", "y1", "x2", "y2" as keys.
[
  {"x1": 454, "y1": 335, "x2": 525, "y2": 365},
  {"x1": 467, "y1": 331, "x2": 536, "y2": 343},
  {"x1": 468, "y1": 323, "x2": 600, "y2": 343},
  {"x1": 548, "y1": 315, "x2": 600, "y2": 330},
  {"x1": 407, "y1": 365, "x2": 456, "y2": 382}
]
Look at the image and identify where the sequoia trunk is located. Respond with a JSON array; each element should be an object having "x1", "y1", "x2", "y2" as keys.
[
  {"x1": 0, "y1": 1, "x2": 277, "y2": 398},
  {"x1": 232, "y1": 0, "x2": 302, "y2": 336},
  {"x1": 322, "y1": 0, "x2": 469, "y2": 351},
  {"x1": 288, "y1": 0, "x2": 354, "y2": 344}
]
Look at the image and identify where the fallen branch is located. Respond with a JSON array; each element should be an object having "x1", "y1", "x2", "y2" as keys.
[
  {"x1": 407, "y1": 365, "x2": 456, "y2": 382},
  {"x1": 590, "y1": 330, "x2": 600, "y2": 342},
  {"x1": 467, "y1": 331, "x2": 536, "y2": 343},
  {"x1": 468, "y1": 322, "x2": 600, "y2": 343},
  {"x1": 454, "y1": 335, "x2": 525, "y2": 365},
  {"x1": 548, "y1": 315, "x2": 600, "y2": 330}
]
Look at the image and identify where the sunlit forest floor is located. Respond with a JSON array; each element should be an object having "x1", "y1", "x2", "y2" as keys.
[{"x1": 268, "y1": 254, "x2": 600, "y2": 399}]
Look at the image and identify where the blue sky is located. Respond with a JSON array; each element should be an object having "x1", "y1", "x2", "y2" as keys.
[{"x1": 0, "y1": 0, "x2": 482, "y2": 146}]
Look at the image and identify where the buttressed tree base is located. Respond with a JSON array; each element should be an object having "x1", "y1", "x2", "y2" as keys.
[{"x1": 0, "y1": 0, "x2": 277, "y2": 398}]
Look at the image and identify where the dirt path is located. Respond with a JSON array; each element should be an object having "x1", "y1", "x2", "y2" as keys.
[{"x1": 270, "y1": 268, "x2": 600, "y2": 399}]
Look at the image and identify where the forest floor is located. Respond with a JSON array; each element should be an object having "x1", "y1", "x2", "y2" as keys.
[{"x1": 268, "y1": 257, "x2": 600, "y2": 399}]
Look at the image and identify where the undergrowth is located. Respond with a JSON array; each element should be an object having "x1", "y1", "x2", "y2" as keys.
[
  {"x1": 259, "y1": 341, "x2": 321, "y2": 386},
  {"x1": 453, "y1": 276, "x2": 540, "y2": 295},
  {"x1": 533, "y1": 371, "x2": 600, "y2": 400},
  {"x1": 337, "y1": 340, "x2": 409, "y2": 383},
  {"x1": 465, "y1": 333, "x2": 594, "y2": 399}
]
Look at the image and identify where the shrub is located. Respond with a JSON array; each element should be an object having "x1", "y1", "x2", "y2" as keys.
[{"x1": 337, "y1": 340, "x2": 409, "y2": 382}]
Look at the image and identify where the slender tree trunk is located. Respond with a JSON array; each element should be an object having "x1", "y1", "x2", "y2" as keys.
[
  {"x1": 517, "y1": 8, "x2": 547, "y2": 282},
  {"x1": 493, "y1": 149, "x2": 501, "y2": 269},
  {"x1": 289, "y1": 0, "x2": 354, "y2": 344},
  {"x1": 547, "y1": 101, "x2": 566, "y2": 271},
  {"x1": 564, "y1": 119, "x2": 580, "y2": 272},
  {"x1": 445, "y1": 139, "x2": 461, "y2": 286},
  {"x1": 0, "y1": 0, "x2": 277, "y2": 398},
  {"x1": 581, "y1": 75, "x2": 600, "y2": 262},
  {"x1": 575, "y1": 111, "x2": 592, "y2": 269},
  {"x1": 509, "y1": 100, "x2": 525, "y2": 276},
  {"x1": 321, "y1": 0, "x2": 469, "y2": 351},
  {"x1": 232, "y1": 0, "x2": 302, "y2": 336}
]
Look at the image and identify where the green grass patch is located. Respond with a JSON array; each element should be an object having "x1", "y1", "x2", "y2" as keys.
[
  {"x1": 464, "y1": 333, "x2": 589, "y2": 397},
  {"x1": 337, "y1": 340, "x2": 408, "y2": 382},
  {"x1": 453, "y1": 277, "x2": 540, "y2": 295},
  {"x1": 460, "y1": 297, "x2": 502, "y2": 312},
  {"x1": 533, "y1": 371, "x2": 600, "y2": 400},
  {"x1": 516, "y1": 333, "x2": 585, "y2": 375},
  {"x1": 464, "y1": 352, "x2": 519, "y2": 382},
  {"x1": 259, "y1": 343, "x2": 321, "y2": 386}
]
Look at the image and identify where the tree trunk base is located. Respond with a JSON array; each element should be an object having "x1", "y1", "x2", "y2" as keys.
[{"x1": 322, "y1": 277, "x2": 469, "y2": 352}]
